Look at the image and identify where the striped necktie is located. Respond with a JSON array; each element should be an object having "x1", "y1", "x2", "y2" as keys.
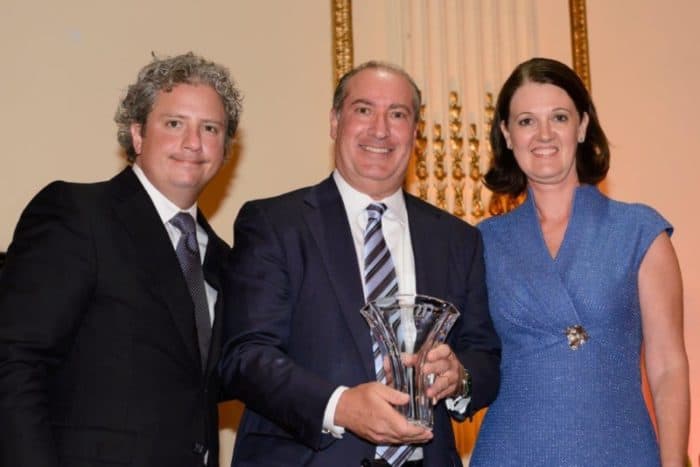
[{"x1": 363, "y1": 203, "x2": 414, "y2": 466}]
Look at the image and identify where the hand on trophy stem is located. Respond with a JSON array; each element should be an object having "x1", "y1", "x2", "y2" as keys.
[
  {"x1": 422, "y1": 344, "x2": 462, "y2": 402},
  {"x1": 334, "y1": 382, "x2": 434, "y2": 445}
]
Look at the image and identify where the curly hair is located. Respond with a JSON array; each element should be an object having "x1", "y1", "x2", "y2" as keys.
[
  {"x1": 115, "y1": 52, "x2": 243, "y2": 162},
  {"x1": 484, "y1": 57, "x2": 610, "y2": 196},
  {"x1": 332, "y1": 61, "x2": 422, "y2": 123}
]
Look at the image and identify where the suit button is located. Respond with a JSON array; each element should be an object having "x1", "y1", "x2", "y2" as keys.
[{"x1": 193, "y1": 442, "x2": 206, "y2": 454}]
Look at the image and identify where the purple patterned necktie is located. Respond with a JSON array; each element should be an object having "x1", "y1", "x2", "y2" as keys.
[{"x1": 170, "y1": 212, "x2": 211, "y2": 372}]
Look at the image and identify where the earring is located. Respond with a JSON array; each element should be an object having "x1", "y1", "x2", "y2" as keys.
[{"x1": 578, "y1": 136, "x2": 584, "y2": 143}]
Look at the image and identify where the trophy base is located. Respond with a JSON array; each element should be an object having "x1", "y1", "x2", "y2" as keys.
[{"x1": 408, "y1": 419, "x2": 434, "y2": 430}]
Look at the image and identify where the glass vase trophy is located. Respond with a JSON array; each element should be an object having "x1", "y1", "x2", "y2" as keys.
[{"x1": 360, "y1": 294, "x2": 460, "y2": 429}]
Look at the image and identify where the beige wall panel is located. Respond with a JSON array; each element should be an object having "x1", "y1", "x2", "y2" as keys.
[
  {"x1": 0, "y1": 0, "x2": 333, "y2": 250},
  {"x1": 1, "y1": 1, "x2": 333, "y2": 464},
  {"x1": 586, "y1": 0, "x2": 700, "y2": 459},
  {"x1": 532, "y1": 0, "x2": 571, "y2": 63}
]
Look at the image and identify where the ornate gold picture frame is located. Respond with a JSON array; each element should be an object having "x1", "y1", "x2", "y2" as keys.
[
  {"x1": 569, "y1": 0, "x2": 591, "y2": 90},
  {"x1": 332, "y1": 0, "x2": 591, "y2": 89}
]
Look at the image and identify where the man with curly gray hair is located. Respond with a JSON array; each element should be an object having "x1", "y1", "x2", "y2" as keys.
[
  {"x1": 0, "y1": 52, "x2": 242, "y2": 467},
  {"x1": 115, "y1": 52, "x2": 242, "y2": 162}
]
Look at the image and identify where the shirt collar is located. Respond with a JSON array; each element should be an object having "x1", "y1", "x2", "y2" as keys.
[
  {"x1": 131, "y1": 165, "x2": 198, "y2": 224},
  {"x1": 332, "y1": 169, "x2": 408, "y2": 227}
]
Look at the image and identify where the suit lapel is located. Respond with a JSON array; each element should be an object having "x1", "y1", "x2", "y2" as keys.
[
  {"x1": 108, "y1": 168, "x2": 201, "y2": 370},
  {"x1": 199, "y1": 211, "x2": 228, "y2": 375},
  {"x1": 302, "y1": 177, "x2": 375, "y2": 380},
  {"x1": 405, "y1": 194, "x2": 447, "y2": 298}
]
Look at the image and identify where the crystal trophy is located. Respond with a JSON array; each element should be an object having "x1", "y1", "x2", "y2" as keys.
[{"x1": 360, "y1": 294, "x2": 460, "y2": 428}]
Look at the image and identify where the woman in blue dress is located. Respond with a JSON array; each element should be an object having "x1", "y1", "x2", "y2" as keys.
[{"x1": 470, "y1": 58, "x2": 689, "y2": 466}]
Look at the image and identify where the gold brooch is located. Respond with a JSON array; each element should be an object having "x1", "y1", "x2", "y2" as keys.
[{"x1": 565, "y1": 325, "x2": 589, "y2": 350}]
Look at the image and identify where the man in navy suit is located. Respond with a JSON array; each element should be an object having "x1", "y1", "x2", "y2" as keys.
[
  {"x1": 0, "y1": 53, "x2": 242, "y2": 467},
  {"x1": 220, "y1": 61, "x2": 500, "y2": 466}
]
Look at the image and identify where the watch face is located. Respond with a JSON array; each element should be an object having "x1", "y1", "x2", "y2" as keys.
[{"x1": 463, "y1": 369, "x2": 472, "y2": 398}]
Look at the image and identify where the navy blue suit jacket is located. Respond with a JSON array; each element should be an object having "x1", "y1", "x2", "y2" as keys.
[{"x1": 220, "y1": 176, "x2": 500, "y2": 466}]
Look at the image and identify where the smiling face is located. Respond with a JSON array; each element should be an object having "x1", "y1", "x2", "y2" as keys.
[
  {"x1": 131, "y1": 83, "x2": 227, "y2": 208},
  {"x1": 330, "y1": 68, "x2": 417, "y2": 200},
  {"x1": 500, "y1": 81, "x2": 589, "y2": 189}
]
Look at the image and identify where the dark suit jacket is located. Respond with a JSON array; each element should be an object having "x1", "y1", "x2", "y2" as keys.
[
  {"x1": 219, "y1": 176, "x2": 500, "y2": 467},
  {"x1": 0, "y1": 168, "x2": 229, "y2": 467}
]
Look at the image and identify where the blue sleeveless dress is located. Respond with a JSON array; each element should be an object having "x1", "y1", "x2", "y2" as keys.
[{"x1": 470, "y1": 185, "x2": 670, "y2": 466}]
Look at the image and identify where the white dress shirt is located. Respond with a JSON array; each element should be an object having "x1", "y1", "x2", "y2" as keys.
[
  {"x1": 322, "y1": 171, "x2": 418, "y2": 452},
  {"x1": 131, "y1": 165, "x2": 216, "y2": 324}
]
